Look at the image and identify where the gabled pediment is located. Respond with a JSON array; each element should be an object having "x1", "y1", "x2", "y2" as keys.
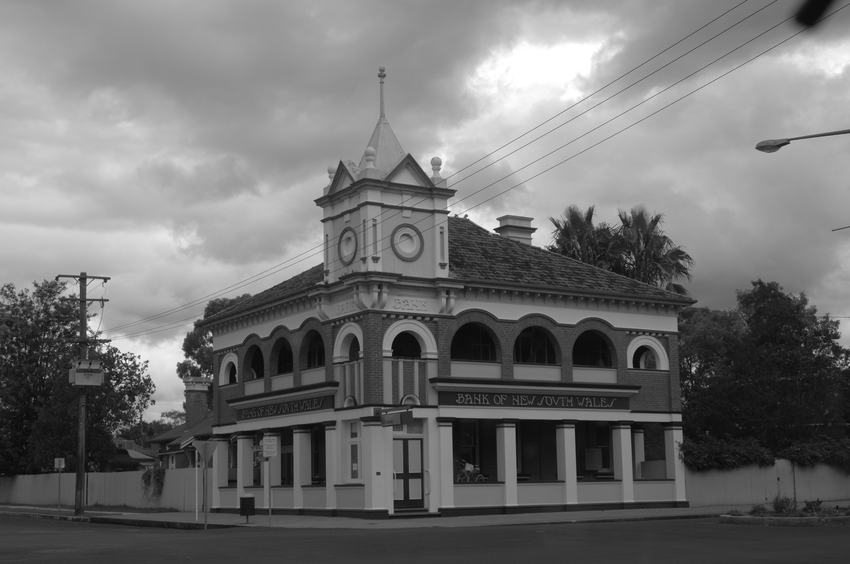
[
  {"x1": 384, "y1": 154, "x2": 434, "y2": 188},
  {"x1": 326, "y1": 160, "x2": 358, "y2": 196}
]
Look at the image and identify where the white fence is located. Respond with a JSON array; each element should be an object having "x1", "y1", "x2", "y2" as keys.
[
  {"x1": 685, "y1": 459, "x2": 850, "y2": 506},
  {"x1": 0, "y1": 467, "x2": 212, "y2": 512},
  {"x1": 1, "y1": 460, "x2": 848, "y2": 510}
]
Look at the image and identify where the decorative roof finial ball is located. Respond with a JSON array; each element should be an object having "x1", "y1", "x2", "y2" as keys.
[
  {"x1": 364, "y1": 146, "x2": 377, "y2": 168},
  {"x1": 431, "y1": 156, "x2": 442, "y2": 174},
  {"x1": 327, "y1": 164, "x2": 337, "y2": 179}
]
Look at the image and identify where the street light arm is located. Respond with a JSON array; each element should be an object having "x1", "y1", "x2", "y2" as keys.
[
  {"x1": 756, "y1": 127, "x2": 850, "y2": 153},
  {"x1": 787, "y1": 127, "x2": 850, "y2": 142}
]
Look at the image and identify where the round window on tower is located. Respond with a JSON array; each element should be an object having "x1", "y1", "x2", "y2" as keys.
[
  {"x1": 338, "y1": 227, "x2": 358, "y2": 266},
  {"x1": 390, "y1": 224, "x2": 424, "y2": 262}
]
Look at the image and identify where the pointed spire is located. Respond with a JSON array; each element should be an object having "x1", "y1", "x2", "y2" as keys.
[
  {"x1": 378, "y1": 66, "x2": 386, "y2": 118},
  {"x1": 358, "y1": 66, "x2": 405, "y2": 178}
]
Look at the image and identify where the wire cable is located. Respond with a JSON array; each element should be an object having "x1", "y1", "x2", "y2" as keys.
[{"x1": 104, "y1": 1, "x2": 767, "y2": 335}]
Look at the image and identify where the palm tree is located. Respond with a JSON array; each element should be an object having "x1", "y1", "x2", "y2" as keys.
[
  {"x1": 548, "y1": 205, "x2": 616, "y2": 270},
  {"x1": 612, "y1": 206, "x2": 694, "y2": 295}
]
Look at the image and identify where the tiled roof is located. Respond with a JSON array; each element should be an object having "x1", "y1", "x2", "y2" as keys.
[
  {"x1": 202, "y1": 263, "x2": 325, "y2": 325},
  {"x1": 204, "y1": 217, "x2": 691, "y2": 326},
  {"x1": 446, "y1": 216, "x2": 693, "y2": 303}
]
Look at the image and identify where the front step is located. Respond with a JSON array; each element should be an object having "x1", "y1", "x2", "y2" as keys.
[{"x1": 390, "y1": 509, "x2": 439, "y2": 519}]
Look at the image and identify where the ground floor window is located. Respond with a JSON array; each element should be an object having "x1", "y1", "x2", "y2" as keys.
[
  {"x1": 516, "y1": 421, "x2": 558, "y2": 482},
  {"x1": 280, "y1": 429, "x2": 294, "y2": 486},
  {"x1": 452, "y1": 419, "x2": 497, "y2": 482},
  {"x1": 576, "y1": 422, "x2": 612, "y2": 480},
  {"x1": 348, "y1": 421, "x2": 361, "y2": 481},
  {"x1": 311, "y1": 426, "x2": 326, "y2": 485}
]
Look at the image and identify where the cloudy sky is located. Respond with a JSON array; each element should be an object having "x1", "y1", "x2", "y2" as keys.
[{"x1": 2, "y1": 0, "x2": 849, "y2": 419}]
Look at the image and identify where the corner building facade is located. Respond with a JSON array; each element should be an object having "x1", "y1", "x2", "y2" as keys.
[{"x1": 203, "y1": 73, "x2": 695, "y2": 518}]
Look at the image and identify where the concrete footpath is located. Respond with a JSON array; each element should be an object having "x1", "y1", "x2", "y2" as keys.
[{"x1": 0, "y1": 502, "x2": 775, "y2": 530}]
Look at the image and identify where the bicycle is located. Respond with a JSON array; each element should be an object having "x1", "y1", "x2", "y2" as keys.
[{"x1": 455, "y1": 459, "x2": 486, "y2": 482}]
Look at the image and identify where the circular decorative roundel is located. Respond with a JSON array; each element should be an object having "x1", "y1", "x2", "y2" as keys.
[
  {"x1": 338, "y1": 227, "x2": 358, "y2": 266},
  {"x1": 391, "y1": 224, "x2": 424, "y2": 262}
]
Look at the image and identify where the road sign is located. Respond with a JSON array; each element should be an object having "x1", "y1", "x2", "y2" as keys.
[
  {"x1": 192, "y1": 440, "x2": 217, "y2": 466},
  {"x1": 262, "y1": 436, "x2": 278, "y2": 458},
  {"x1": 54, "y1": 458, "x2": 65, "y2": 469},
  {"x1": 379, "y1": 408, "x2": 413, "y2": 427}
]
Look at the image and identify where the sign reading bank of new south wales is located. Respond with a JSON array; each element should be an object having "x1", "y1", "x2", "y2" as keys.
[
  {"x1": 439, "y1": 391, "x2": 628, "y2": 410},
  {"x1": 237, "y1": 394, "x2": 334, "y2": 421}
]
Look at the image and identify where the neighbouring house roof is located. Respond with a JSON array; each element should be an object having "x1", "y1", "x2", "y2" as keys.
[
  {"x1": 149, "y1": 416, "x2": 214, "y2": 457},
  {"x1": 202, "y1": 216, "x2": 693, "y2": 327}
]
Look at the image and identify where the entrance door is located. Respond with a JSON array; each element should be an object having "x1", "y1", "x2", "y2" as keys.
[{"x1": 393, "y1": 438, "x2": 424, "y2": 509}]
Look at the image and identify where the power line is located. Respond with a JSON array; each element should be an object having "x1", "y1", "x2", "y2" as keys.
[
  {"x1": 105, "y1": 2, "x2": 767, "y2": 336},
  {"x1": 111, "y1": 1, "x2": 845, "y2": 340}
]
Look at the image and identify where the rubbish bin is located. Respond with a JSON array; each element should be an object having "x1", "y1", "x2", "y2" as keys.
[{"x1": 239, "y1": 495, "x2": 255, "y2": 522}]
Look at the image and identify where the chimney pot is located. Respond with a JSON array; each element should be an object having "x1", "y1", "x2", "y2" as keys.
[{"x1": 494, "y1": 215, "x2": 536, "y2": 245}]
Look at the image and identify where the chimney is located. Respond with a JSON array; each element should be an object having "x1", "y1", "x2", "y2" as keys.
[
  {"x1": 494, "y1": 215, "x2": 536, "y2": 246},
  {"x1": 183, "y1": 375, "x2": 211, "y2": 427}
]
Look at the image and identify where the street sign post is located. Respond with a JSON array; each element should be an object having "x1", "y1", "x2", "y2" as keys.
[
  {"x1": 54, "y1": 458, "x2": 65, "y2": 512},
  {"x1": 191, "y1": 440, "x2": 217, "y2": 530}
]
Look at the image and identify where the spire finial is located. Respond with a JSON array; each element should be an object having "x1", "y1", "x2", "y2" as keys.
[{"x1": 378, "y1": 66, "x2": 386, "y2": 118}]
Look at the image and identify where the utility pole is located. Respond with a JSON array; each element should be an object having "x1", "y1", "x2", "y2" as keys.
[{"x1": 56, "y1": 272, "x2": 110, "y2": 516}]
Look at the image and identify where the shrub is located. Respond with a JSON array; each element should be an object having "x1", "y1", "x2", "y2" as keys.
[
  {"x1": 803, "y1": 499, "x2": 823, "y2": 514},
  {"x1": 679, "y1": 436, "x2": 774, "y2": 471},
  {"x1": 748, "y1": 504, "x2": 768, "y2": 516},
  {"x1": 771, "y1": 494, "x2": 796, "y2": 515},
  {"x1": 141, "y1": 467, "x2": 166, "y2": 500},
  {"x1": 777, "y1": 438, "x2": 850, "y2": 474}
]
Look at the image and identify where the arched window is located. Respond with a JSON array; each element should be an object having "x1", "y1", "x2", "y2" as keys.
[
  {"x1": 514, "y1": 327, "x2": 557, "y2": 365},
  {"x1": 451, "y1": 323, "x2": 498, "y2": 362},
  {"x1": 227, "y1": 362, "x2": 237, "y2": 385},
  {"x1": 573, "y1": 331, "x2": 612, "y2": 367},
  {"x1": 306, "y1": 333, "x2": 325, "y2": 369},
  {"x1": 276, "y1": 340, "x2": 293, "y2": 374},
  {"x1": 247, "y1": 345, "x2": 264, "y2": 380},
  {"x1": 348, "y1": 338, "x2": 360, "y2": 362},
  {"x1": 391, "y1": 332, "x2": 421, "y2": 358},
  {"x1": 632, "y1": 346, "x2": 657, "y2": 370}
]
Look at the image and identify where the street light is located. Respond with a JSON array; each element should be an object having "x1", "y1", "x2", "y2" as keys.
[{"x1": 755, "y1": 127, "x2": 850, "y2": 153}]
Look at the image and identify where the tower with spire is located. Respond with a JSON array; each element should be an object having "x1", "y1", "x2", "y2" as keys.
[{"x1": 315, "y1": 67, "x2": 454, "y2": 286}]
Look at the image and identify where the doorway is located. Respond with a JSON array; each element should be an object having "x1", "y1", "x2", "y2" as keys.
[{"x1": 393, "y1": 438, "x2": 424, "y2": 510}]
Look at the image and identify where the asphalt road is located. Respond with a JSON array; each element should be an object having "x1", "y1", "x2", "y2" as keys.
[{"x1": 2, "y1": 515, "x2": 848, "y2": 564}]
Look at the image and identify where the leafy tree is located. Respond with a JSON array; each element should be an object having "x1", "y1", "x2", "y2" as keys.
[
  {"x1": 176, "y1": 295, "x2": 250, "y2": 381},
  {"x1": 549, "y1": 205, "x2": 693, "y2": 295},
  {"x1": 679, "y1": 280, "x2": 849, "y2": 453},
  {"x1": 0, "y1": 280, "x2": 155, "y2": 474}
]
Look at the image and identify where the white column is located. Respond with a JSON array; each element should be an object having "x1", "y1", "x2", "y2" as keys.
[
  {"x1": 425, "y1": 416, "x2": 440, "y2": 513},
  {"x1": 324, "y1": 421, "x2": 338, "y2": 511},
  {"x1": 236, "y1": 434, "x2": 254, "y2": 500},
  {"x1": 633, "y1": 427, "x2": 645, "y2": 479},
  {"x1": 437, "y1": 418, "x2": 455, "y2": 510},
  {"x1": 664, "y1": 423, "x2": 687, "y2": 503},
  {"x1": 612, "y1": 421, "x2": 634, "y2": 504},
  {"x1": 292, "y1": 427, "x2": 312, "y2": 509},
  {"x1": 210, "y1": 437, "x2": 229, "y2": 509},
  {"x1": 361, "y1": 416, "x2": 388, "y2": 511},
  {"x1": 556, "y1": 421, "x2": 578, "y2": 505},
  {"x1": 497, "y1": 420, "x2": 518, "y2": 507}
]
